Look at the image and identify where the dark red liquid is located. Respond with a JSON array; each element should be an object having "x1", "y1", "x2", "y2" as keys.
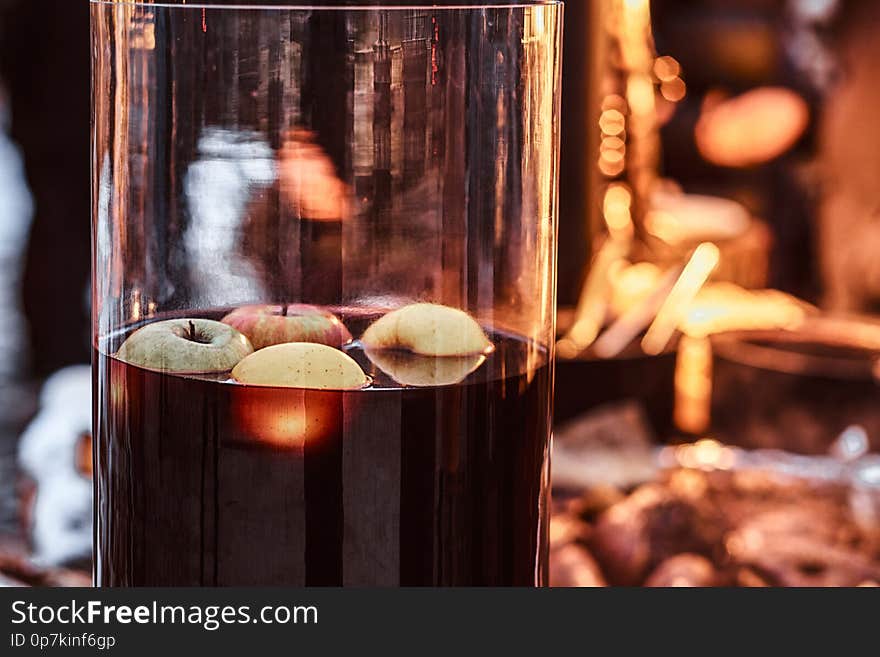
[{"x1": 94, "y1": 312, "x2": 551, "y2": 586}]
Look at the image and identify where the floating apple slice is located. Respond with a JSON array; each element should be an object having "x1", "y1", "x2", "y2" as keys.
[
  {"x1": 232, "y1": 342, "x2": 369, "y2": 390},
  {"x1": 221, "y1": 304, "x2": 352, "y2": 350},
  {"x1": 361, "y1": 303, "x2": 493, "y2": 357},
  {"x1": 116, "y1": 319, "x2": 253, "y2": 374},
  {"x1": 365, "y1": 348, "x2": 486, "y2": 387}
]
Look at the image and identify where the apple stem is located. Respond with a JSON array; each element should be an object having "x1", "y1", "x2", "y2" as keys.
[
  {"x1": 188, "y1": 320, "x2": 197, "y2": 339},
  {"x1": 281, "y1": 304, "x2": 289, "y2": 317}
]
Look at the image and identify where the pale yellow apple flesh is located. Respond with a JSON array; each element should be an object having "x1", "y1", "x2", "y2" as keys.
[
  {"x1": 116, "y1": 319, "x2": 253, "y2": 373},
  {"x1": 232, "y1": 342, "x2": 369, "y2": 390},
  {"x1": 361, "y1": 303, "x2": 492, "y2": 357}
]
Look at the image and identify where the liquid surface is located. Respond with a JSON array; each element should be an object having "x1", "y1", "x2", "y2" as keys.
[{"x1": 94, "y1": 308, "x2": 552, "y2": 586}]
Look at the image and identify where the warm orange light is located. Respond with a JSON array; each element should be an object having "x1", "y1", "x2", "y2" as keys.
[
  {"x1": 627, "y1": 73, "x2": 656, "y2": 118},
  {"x1": 653, "y1": 55, "x2": 680, "y2": 82},
  {"x1": 602, "y1": 184, "x2": 634, "y2": 235},
  {"x1": 609, "y1": 261, "x2": 661, "y2": 318},
  {"x1": 598, "y1": 156, "x2": 626, "y2": 177},
  {"x1": 642, "y1": 243, "x2": 720, "y2": 355},
  {"x1": 600, "y1": 149, "x2": 625, "y2": 165},
  {"x1": 131, "y1": 296, "x2": 142, "y2": 322},
  {"x1": 695, "y1": 87, "x2": 809, "y2": 168},
  {"x1": 593, "y1": 265, "x2": 681, "y2": 359},
  {"x1": 674, "y1": 438, "x2": 736, "y2": 472},
  {"x1": 660, "y1": 77, "x2": 686, "y2": 103},
  {"x1": 76, "y1": 433, "x2": 94, "y2": 478},
  {"x1": 646, "y1": 191, "x2": 750, "y2": 246},
  {"x1": 601, "y1": 94, "x2": 628, "y2": 112},
  {"x1": 599, "y1": 109, "x2": 626, "y2": 136},
  {"x1": 279, "y1": 130, "x2": 351, "y2": 221},
  {"x1": 231, "y1": 386, "x2": 346, "y2": 449},
  {"x1": 674, "y1": 335, "x2": 712, "y2": 434},
  {"x1": 601, "y1": 136, "x2": 626, "y2": 154},
  {"x1": 683, "y1": 284, "x2": 808, "y2": 338},
  {"x1": 557, "y1": 238, "x2": 629, "y2": 358}
]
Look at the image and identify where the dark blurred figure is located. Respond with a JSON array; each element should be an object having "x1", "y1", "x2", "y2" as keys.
[{"x1": 0, "y1": 0, "x2": 91, "y2": 377}]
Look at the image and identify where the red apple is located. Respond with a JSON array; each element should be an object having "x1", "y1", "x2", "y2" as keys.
[{"x1": 221, "y1": 304, "x2": 352, "y2": 350}]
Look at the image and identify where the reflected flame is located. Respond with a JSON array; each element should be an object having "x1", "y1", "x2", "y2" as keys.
[
  {"x1": 279, "y1": 130, "x2": 350, "y2": 222},
  {"x1": 130, "y1": 293, "x2": 142, "y2": 322},
  {"x1": 231, "y1": 387, "x2": 345, "y2": 449},
  {"x1": 76, "y1": 433, "x2": 93, "y2": 479}
]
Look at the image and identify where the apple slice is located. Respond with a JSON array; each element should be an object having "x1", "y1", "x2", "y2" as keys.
[
  {"x1": 361, "y1": 303, "x2": 493, "y2": 357},
  {"x1": 222, "y1": 304, "x2": 352, "y2": 350},
  {"x1": 116, "y1": 319, "x2": 253, "y2": 374},
  {"x1": 232, "y1": 342, "x2": 369, "y2": 390}
]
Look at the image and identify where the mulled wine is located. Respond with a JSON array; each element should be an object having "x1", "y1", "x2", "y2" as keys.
[{"x1": 94, "y1": 308, "x2": 551, "y2": 586}]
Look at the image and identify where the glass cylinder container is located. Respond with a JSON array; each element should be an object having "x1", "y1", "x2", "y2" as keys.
[{"x1": 91, "y1": 1, "x2": 563, "y2": 586}]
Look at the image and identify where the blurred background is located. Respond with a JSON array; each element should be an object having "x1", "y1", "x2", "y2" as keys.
[{"x1": 2, "y1": 0, "x2": 880, "y2": 586}]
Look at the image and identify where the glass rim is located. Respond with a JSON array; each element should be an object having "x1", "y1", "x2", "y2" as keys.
[{"x1": 89, "y1": 0, "x2": 562, "y2": 10}]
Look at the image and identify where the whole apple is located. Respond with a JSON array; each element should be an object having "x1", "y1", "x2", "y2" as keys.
[
  {"x1": 221, "y1": 304, "x2": 352, "y2": 350},
  {"x1": 116, "y1": 318, "x2": 253, "y2": 374}
]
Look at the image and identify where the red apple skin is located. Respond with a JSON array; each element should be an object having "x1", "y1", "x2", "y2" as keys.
[{"x1": 221, "y1": 304, "x2": 352, "y2": 350}]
